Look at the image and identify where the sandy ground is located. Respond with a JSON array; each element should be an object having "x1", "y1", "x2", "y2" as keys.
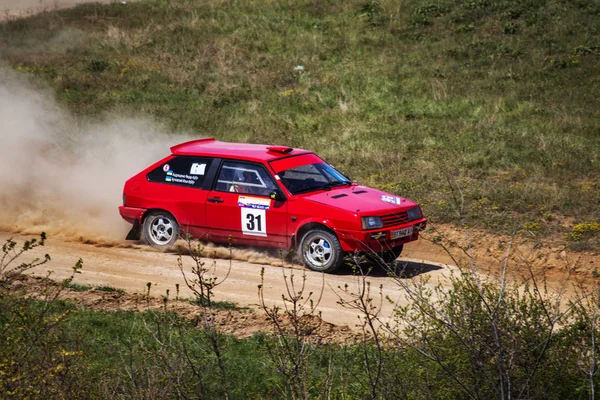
[
  {"x1": 2, "y1": 230, "x2": 453, "y2": 328},
  {"x1": 5, "y1": 226, "x2": 596, "y2": 330}
]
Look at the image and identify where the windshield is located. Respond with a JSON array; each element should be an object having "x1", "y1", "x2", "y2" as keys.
[{"x1": 277, "y1": 162, "x2": 351, "y2": 195}]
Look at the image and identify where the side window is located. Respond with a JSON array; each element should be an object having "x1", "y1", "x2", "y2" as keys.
[
  {"x1": 215, "y1": 161, "x2": 277, "y2": 196},
  {"x1": 147, "y1": 156, "x2": 212, "y2": 188}
]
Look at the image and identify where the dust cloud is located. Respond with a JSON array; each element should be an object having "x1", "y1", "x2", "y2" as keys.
[
  {"x1": 0, "y1": 71, "x2": 286, "y2": 266},
  {"x1": 0, "y1": 71, "x2": 188, "y2": 243}
]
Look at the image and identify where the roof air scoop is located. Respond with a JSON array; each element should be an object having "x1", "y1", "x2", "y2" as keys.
[{"x1": 267, "y1": 146, "x2": 294, "y2": 154}]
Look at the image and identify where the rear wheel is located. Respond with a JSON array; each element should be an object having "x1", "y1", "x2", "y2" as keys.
[
  {"x1": 299, "y1": 229, "x2": 344, "y2": 273},
  {"x1": 142, "y1": 211, "x2": 180, "y2": 248}
]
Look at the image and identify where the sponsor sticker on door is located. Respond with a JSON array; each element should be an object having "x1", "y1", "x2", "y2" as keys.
[{"x1": 237, "y1": 196, "x2": 271, "y2": 210}]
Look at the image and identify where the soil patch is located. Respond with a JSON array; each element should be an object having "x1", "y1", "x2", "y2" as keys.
[{"x1": 4, "y1": 273, "x2": 361, "y2": 345}]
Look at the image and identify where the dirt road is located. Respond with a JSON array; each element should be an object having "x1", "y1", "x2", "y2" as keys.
[
  {"x1": 4, "y1": 222, "x2": 596, "y2": 329},
  {"x1": 2, "y1": 230, "x2": 453, "y2": 328}
]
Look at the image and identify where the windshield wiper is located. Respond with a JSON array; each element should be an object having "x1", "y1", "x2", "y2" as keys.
[
  {"x1": 293, "y1": 186, "x2": 324, "y2": 195},
  {"x1": 320, "y1": 181, "x2": 352, "y2": 190},
  {"x1": 292, "y1": 181, "x2": 350, "y2": 195}
]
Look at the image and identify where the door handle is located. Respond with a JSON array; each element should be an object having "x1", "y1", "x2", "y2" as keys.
[{"x1": 207, "y1": 197, "x2": 224, "y2": 203}]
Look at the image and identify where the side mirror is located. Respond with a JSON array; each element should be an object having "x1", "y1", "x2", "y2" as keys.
[{"x1": 269, "y1": 189, "x2": 285, "y2": 202}]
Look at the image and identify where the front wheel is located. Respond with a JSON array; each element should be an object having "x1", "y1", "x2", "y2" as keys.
[
  {"x1": 368, "y1": 245, "x2": 404, "y2": 266},
  {"x1": 380, "y1": 245, "x2": 404, "y2": 264},
  {"x1": 299, "y1": 229, "x2": 344, "y2": 273},
  {"x1": 142, "y1": 211, "x2": 180, "y2": 248}
]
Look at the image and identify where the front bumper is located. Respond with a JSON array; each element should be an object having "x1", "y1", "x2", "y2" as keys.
[{"x1": 335, "y1": 218, "x2": 427, "y2": 252}]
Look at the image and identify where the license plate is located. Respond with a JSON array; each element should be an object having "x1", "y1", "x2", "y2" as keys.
[{"x1": 391, "y1": 227, "x2": 413, "y2": 240}]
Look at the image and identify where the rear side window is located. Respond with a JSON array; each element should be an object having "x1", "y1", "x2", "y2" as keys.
[{"x1": 147, "y1": 156, "x2": 213, "y2": 188}]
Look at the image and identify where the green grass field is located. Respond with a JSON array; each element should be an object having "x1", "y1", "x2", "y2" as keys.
[
  {"x1": 2, "y1": 292, "x2": 596, "y2": 399},
  {"x1": 1, "y1": 0, "x2": 598, "y2": 247}
]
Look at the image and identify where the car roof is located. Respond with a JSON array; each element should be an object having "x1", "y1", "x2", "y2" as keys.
[{"x1": 170, "y1": 138, "x2": 311, "y2": 162}]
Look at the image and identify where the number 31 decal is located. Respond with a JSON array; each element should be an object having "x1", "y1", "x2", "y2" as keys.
[{"x1": 241, "y1": 209, "x2": 267, "y2": 237}]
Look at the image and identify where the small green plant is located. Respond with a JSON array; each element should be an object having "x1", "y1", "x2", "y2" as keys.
[
  {"x1": 1, "y1": 233, "x2": 50, "y2": 281},
  {"x1": 189, "y1": 297, "x2": 242, "y2": 310},
  {"x1": 522, "y1": 220, "x2": 544, "y2": 235},
  {"x1": 65, "y1": 282, "x2": 93, "y2": 292},
  {"x1": 456, "y1": 23, "x2": 476, "y2": 33},
  {"x1": 94, "y1": 285, "x2": 125, "y2": 294},
  {"x1": 567, "y1": 222, "x2": 600, "y2": 241},
  {"x1": 503, "y1": 22, "x2": 519, "y2": 34},
  {"x1": 88, "y1": 59, "x2": 109, "y2": 72},
  {"x1": 1, "y1": 234, "x2": 87, "y2": 398}
]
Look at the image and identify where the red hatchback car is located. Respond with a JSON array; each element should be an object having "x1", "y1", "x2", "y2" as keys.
[{"x1": 119, "y1": 138, "x2": 427, "y2": 272}]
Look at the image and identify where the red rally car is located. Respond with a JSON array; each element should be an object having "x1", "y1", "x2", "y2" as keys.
[{"x1": 119, "y1": 138, "x2": 427, "y2": 273}]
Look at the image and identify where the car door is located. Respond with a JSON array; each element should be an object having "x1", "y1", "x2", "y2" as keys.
[{"x1": 205, "y1": 160, "x2": 288, "y2": 247}]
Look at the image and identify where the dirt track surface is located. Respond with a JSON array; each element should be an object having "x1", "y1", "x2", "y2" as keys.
[
  {"x1": 2, "y1": 230, "x2": 453, "y2": 328},
  {"x1": 4, "y1": 223, "x2": 599, "y2": 331}
]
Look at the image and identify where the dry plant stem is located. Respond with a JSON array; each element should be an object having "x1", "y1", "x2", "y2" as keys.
[
  {"x1": 1, "y1": 233, "x2": 84, "y2": 398},
  {"x1": 389, "y1": 177, "x2": 600, "y2": 399},
  {"x1": 516, "y1": 259, "x2": 600, "y2": 399},
  {"x1": 178, "y1": 234, "x2": 232, "y2": 400},
  {"x1": 382, "y1": 270, "x2": 481, "y2": 399},
  {"x1": 445, "y1": 177, "x2": 513, "y2": 397},
  {"x1": 0, "y1": 233, "x2": 51, "y2": 279},
  {"x1": 440, "y1": 181, "x2": 532, "y2": 397},
  {"x1": 335, "y1": 261, "x2": 384, "y2": 399},
  {"x1": 258, "y1": 263, "x2": 326, "y2": 400},
  {"x1": 590, "y1": 308, "x2": 599, "y2": 398},
  {"x1": 143, "y1": 313, "x2": 188, "y2": 399}
]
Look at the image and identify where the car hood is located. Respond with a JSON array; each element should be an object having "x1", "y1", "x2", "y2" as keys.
[{"x1": 301, "y1": 185, "x2": 418, "y2": 215}]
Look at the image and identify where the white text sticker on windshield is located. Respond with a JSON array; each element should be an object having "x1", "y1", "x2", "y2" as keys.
[{"x1": 190, "y1": 163, "x2": 206, "y2": 175}]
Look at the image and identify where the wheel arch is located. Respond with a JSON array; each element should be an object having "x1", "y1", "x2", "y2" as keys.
[
  {"x1": 141, "y1": 208, "x2": 178, "y2": 223},
  {"x1": 294, "y1": 221, "x2": 336, "y2": 250}
]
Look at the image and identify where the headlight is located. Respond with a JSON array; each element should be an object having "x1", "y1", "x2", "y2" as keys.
[
  {"x1": 407, "y1": 206, "x2": 422, "y2": 221},
  {"x1": 361, "y1": 216, "x2": 383, "y2": 230}
]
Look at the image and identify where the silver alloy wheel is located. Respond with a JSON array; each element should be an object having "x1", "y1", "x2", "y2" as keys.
[
  {"x1": 150, "y1": 217, "x2": 175, "y2": 245},
  {"x1": 143, "y1": 211, "x2": 180, "y2": 248},
  {"x1": 299, "y1": 228, "x2": 343, "y2": 272},
  {"x1": 304, "y1": 236, "x2": 333, "y2": 268}
]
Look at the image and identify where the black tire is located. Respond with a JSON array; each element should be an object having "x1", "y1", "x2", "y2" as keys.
[
  {"x1": 142, "y1": 211, "x2": 180, "y2": 248},
  {"x1": 372, "y1": 245, "x2": 404, "y2": 265},
  {"x1": 299, "y1": 229, "x2": 344, "y2": 273}
]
